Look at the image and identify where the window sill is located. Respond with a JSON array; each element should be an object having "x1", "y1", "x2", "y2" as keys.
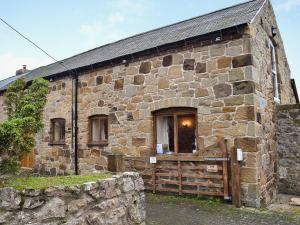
[
  {"x1": 49, "y1": 141, "x2": 65, "y2": 146},
  {"x1": 155, "y1": 152, "x2": 198, "y2": 156},
  {"x1": 87, "y1": 142, "x2": 108, "y2": 147}
]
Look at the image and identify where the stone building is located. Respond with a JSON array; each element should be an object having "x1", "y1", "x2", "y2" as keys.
[{"x1": 0, "y1": 0, "x2": 298, "y2": 207}]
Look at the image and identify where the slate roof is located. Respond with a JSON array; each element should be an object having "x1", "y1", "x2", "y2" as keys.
[{"x1": 0, "y1": 0, "x2": 265, "y2": 91}]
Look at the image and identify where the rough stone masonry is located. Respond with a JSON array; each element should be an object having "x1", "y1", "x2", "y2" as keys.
[
  {"x1": 276, "y1": 104, "x2": 300, "y2": 195},
  {"x1": 0, "y1": 172, "x2": 146, "y2": 225},
  {"x1": 0, "y1": 0, "x2": 298, "y2": 208}
]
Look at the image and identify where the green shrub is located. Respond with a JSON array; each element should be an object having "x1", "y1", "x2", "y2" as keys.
[{"x1": 0, "y1": 78, "x2": 49, "y2": 175}]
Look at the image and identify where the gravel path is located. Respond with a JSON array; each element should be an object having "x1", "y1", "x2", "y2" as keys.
[{"x1": 146, "y1": 194, "x2": 300, "y2": 225}]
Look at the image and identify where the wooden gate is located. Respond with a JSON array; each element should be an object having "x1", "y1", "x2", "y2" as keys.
[
  {"x1": 20, "y1": 150, "x2": 35, "y2": 169},
  {"x1": 125, "y1": 138, "x2": 231, "y2": 200}
]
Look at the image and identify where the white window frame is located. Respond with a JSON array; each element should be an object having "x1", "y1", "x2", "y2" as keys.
[{"x1": 269, "y1": 40, "x2": 280, "y2": 104}]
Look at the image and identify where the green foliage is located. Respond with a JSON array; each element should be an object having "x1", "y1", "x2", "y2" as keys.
[{"x1": 0, "y1": 78, "x2": 49, "y2": 175}]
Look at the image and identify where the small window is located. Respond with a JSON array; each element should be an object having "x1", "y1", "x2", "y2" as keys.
[
  {"x1": 88, "y1": 115, "x2": 108, "y2": 146},
  {"x1": 153, "y1": 108, "x2": 197, "y2": 154},
  {"x1": 270, "y1": 40, "x2": 280, "y2": 104},
  {"x1": 50, "y1": 118, "x2": 65, "y2": 145}
]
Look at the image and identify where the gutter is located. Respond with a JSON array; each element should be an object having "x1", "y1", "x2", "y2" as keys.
[{"x1": 72, "y1": 71, "x2": 79, "y2": 175}]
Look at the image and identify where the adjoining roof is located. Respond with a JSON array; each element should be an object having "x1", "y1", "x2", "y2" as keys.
[{"x1": 0, "y1": 0, "x2": 265, "y2": 91}]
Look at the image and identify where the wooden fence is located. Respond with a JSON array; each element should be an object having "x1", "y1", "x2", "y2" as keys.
[{"x1": 125, "y1": 139, "x2": 237, "y2": 200}]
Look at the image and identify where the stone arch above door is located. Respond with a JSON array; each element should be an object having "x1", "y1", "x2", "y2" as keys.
[
  {"x1": 87, "y1": 107, "x2": 109, "y2": 117},
  {"x1": 148, "y1": 97, "x2": 200, "y2": 116}
]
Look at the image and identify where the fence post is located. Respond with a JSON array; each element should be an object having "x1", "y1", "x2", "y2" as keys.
[
  {"x1": 218, "y1": 137, "x2": 229, "y2": 200},
  {"x1": 152, "y1": 163, "x2": 156, "y2": 194},
  {"x1": 231, "y1": 147, "x2": 241, "y2": 207}
]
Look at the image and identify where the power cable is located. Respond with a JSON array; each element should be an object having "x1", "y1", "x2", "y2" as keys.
[{"x1": 0, "y1": 17, "x2": 70, "y2": 71}]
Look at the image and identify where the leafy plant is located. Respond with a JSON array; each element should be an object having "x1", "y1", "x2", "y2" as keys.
[{"x1": 0, "y1": 78, "x2": 49, "y2": 175}]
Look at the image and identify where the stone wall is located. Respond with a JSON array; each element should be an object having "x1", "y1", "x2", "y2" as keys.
[
  {"x1": 37, "y1": 32, "x2": 259, "y2": 178},
  {"x1": 242, "y1": 0, "x2": 296, "y2": 207},
  {"x1": 0, "y1": 0, "x2": 295, "y2": 207},
  {"x1": 75, "y1": 39, "x2": 256, "y2": 166},
  {"x1": 32, "y1": 77, "x2": 74, "y2": 175},
  {"x1": 33, "y1": 1, "x2": 296, "y2": 206},
  {"x1": 276, "y1": 104, "x2": 300, "y2": 195},
  {"x1": 0, "y1": 172, "x2": 146, "y2": 225}
]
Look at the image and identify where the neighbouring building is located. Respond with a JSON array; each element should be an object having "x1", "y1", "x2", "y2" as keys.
[{"x1": 0, "y1": 0, "x2": 298, "y2": 207}]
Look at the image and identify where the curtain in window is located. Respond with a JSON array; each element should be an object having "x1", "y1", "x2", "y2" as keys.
[
  {"x1": 92, "y1": 119, "x2": 100, "y2": 142},
  {"x1": 156, "y1": 116, "x2": 169, "y2": 147},
  {"x1": 54, "y1": 121, "x2": 64, "y2": 141}
]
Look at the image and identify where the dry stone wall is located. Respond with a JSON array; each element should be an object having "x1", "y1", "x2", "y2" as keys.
[
  {"x1": 276, "y1": 104, "x2": 300, "y2": 195},
  {"x1": 0, "y1": 172, "x2": 146, "y2": 225}
]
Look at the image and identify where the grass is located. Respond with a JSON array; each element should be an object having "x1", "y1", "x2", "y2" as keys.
[
  {"x1": 147, "y1": 192, "x2": 227, "y2": 209},
  {"x1": 0, "y1": 173, "x2": 111, "y2": 190}
]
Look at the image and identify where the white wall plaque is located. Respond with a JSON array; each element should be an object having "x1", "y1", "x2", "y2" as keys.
[
  {"x1": 237, "y1": 148, "x2": 243, "y2": 161},
  {"x1": 150, "y1": 157, "x2": 157, "y2": 164},
  {"x1": 206, "y1": 165, "x2": 218, "y2": 173}
]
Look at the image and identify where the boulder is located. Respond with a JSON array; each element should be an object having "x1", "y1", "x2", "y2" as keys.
[
  {"x1": 290, "y1": 197, "x2": 300, "y2": 206},
  {"x1": 23, "y1": 197, "x2": 45, "y2": 209},
  {"x1": 35, "y1": 197, "x2": 66, "y2": 221},
  {"x1": 0, "y1": 187, "x2": 21, "y2": 210}
]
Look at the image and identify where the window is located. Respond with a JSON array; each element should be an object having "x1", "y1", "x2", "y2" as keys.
[
  {"x1": 88, "y1": 115, "x2": 108, "y2": 146},
  {"x1": 50, "y1": 118, "x2": 65, "y2": 145},
  {"x1": 153, "y1": 108, "x2": 197, "y2": 154},
  {"x1": 270, "y1": 40, "x2": 280, "y2": 104}
]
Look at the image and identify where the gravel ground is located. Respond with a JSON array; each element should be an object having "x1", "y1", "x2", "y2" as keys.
[{"x1": 146, "y1": 193, "x2": 300, "y2": 225}]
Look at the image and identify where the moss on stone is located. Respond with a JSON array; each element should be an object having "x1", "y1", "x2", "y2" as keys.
[
  {"x1": 1, "y1": 173, "x2": 111, "y2": 190},
  {"x1": 277, "y1": 104, "x2": 300, "y2": 111},
  {"x1": 294, "y1": 119, "x2": 300, "y2": 125}
]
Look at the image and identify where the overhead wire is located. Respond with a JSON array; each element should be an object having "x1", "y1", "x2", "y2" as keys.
[{"x1": 0, "y1": 17, "x2": 70, "y2": 71}]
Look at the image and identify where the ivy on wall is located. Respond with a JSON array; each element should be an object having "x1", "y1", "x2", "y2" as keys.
[{"x1": 0, "y1": 78, "x2": 49, "y2": 175}]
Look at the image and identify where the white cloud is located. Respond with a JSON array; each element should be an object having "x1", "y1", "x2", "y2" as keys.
[
  {"x1": 80, "y1": 24, "x2": 101, "y2": 34},
  {"x1": 108, "y1": 12, "x2": 125, "y2": 24},
  {"x1": 80, "y1": 21, "x2": 130, "y2": 48},
  {"x1": 275, "y1": 0, "x2": 300, "y2": 12},
  {"x1": 79, "y1": 0, "x2": 153, "y2": 49},
  {"x1": 112, "y1": 0, "x2": 147, "y2": 13},
  {"x1": 0, "y1": 53, "x2": 52, "y2": 79}
]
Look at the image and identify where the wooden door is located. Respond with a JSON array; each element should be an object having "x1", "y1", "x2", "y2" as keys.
[{"x1": 20, "y1": 150, "x2": 35, "y2": 168}]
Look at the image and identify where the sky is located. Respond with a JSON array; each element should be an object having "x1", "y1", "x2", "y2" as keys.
[{"x1": 0, "y1": 0, "x2": 299, "y2": 90}]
